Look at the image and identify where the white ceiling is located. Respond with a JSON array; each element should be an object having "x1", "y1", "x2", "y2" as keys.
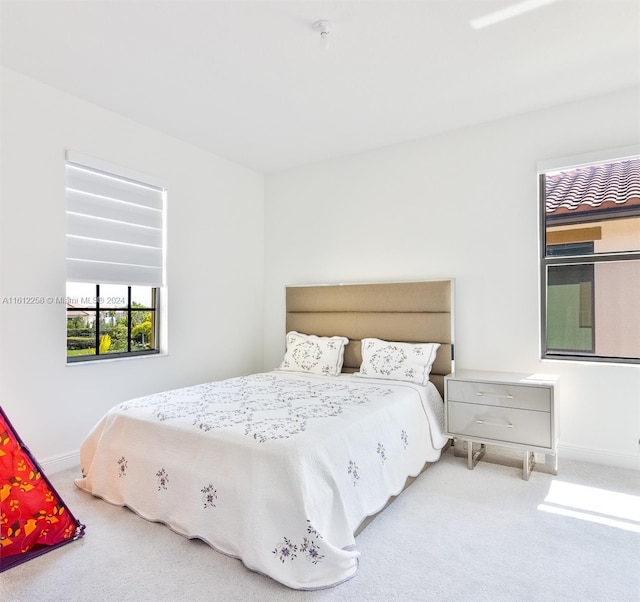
[{"x1": 1, "y1": 0, "x2": 639, "y2": 173}]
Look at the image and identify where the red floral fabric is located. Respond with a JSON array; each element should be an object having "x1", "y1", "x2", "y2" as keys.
[{"x1": 1, "y1": 408, "x2": 83, "y2": 566}]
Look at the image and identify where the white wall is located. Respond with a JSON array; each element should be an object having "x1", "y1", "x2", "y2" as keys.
[
  {"x1": 0, "y1": 68, "x2": 265, "y2": 469},
  {"x1": 2, "y1": 66, "x2": 637, "y2": 472},
  {"x1": 264, "y1": 87, "x2": 640, "y2": 470}
]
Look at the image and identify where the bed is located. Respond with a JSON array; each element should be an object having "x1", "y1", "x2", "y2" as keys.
[{"x1": 75, "y1": 280, "x2": 454, "y2": 589}]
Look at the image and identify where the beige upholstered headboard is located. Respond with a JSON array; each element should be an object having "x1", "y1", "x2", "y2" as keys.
[{"x1": 285, "y1": 280, "x2": 454, "y2": 398}]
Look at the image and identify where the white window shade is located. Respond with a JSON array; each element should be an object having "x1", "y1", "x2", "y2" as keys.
[{"x1": 65, "y1": 152, "x2": 165, "y2": 287}]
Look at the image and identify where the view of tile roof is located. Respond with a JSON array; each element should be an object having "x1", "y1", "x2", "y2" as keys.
[{"x1": 545, "y1": 157, "x2": 640, "y2": 217}]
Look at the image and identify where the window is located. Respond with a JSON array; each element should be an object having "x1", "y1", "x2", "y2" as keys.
[
  {"x1": 65, "y1": 152, "x2": 165, "y2": 362},
  {"x1": 539, "y1": 149, "x2": 640, "y2": 364},
  {"x1": 66, "y1": 284, "x2": 158, "y2": 360}
]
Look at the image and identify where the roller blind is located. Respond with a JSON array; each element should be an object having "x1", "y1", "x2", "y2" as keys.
[{"x1": 65, "y1": 151, "x2": 165, "y2": 287}]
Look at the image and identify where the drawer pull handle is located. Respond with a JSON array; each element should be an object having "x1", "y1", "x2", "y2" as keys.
[
  {"x1": 476, "y1": 419, "x2": 514, "y2": 429},
  {"x1": 476, "y1": 392, "x2": 514, "y2": 400}
]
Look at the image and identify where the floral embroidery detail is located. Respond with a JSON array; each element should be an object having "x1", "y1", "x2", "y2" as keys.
[
  {"x1": 292, "y1": 341, "x2": 323, "y2": 371},
  {"x1": 156, "y1": 468, "x2": 169, "y2": 491},
  {"x1": 377, "y1": 443, "x2": 387, "y2": 464},
  {"x1": 193, "y1": 409, "x2": 252, "y2": 432},
  {"x1": 347, "y1": 460, "x2": 360, "y2": 486},
  {"x1": 117, "y1": 457, "x2": 127, "y2": 477},
  {"x1": 370, "y1": 345, "x2": 407, "y2": 375},
  {"x1": 404, "y1": 367, "x2": 417, "y2": 380},
  {"x1": 401, "y1": 430, "x2": 409, "y2": 449},
  {"x1": 123, "y1": 373, "x2": 394, "y2": 444},
  {"x1": 300, "y1": 537, "x2": 325, "y2": 564},
  {"x1": 273, "y1": 537, "x2": 298, "y2": 563},
  {"x1": 201, "y1": 484, "x2": 217, "y2": 508},
  {"x1": 273, "y1": 522, "x2": 324, "y2": 567},
  {"x1": 245, "y1": 416, "x2": 306, "y2": 443},
  {"x1": 290, "y1": 403, "x2": 341, "y2": 420},
  {"x1": 307, "y1": 520, "x2": 322, "y2": 539}
]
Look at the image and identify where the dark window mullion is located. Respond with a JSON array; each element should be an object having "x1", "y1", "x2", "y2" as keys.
[
  {"x1": 127, "y1": 286, "x2": 132, "y2": 353},
  {"x1": 95, "y1": 284, "x2": 101, "y2": 355}
]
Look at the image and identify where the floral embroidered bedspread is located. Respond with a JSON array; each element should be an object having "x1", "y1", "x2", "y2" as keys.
[{"x1": 75, "y1": 371, "x2": 447, "y2": 589}]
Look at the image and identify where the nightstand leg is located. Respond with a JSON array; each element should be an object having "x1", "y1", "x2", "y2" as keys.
[
  {"x1": 523, "y1": 451, "x2": 535, "y2": 480},
  {"x1": 467, "y1": 441, "x2": 486, "y2": 470}
]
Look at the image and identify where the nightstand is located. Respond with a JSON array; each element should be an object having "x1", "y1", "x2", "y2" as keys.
[{"x1": 445, "y1": 370, "x2": 559, "y2": 480}]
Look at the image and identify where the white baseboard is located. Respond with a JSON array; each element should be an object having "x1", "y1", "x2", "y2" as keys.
[
  {"x1": 558, "y1": 443, "x2": 640, "y2": 471},
  {"x1": 39, "y1": 450, "x2": 80, "y2": 474}
]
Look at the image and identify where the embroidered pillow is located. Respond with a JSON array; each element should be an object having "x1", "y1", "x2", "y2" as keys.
[
  {"x1": 356, "y1": 338, "x2": 440, "y2": 385},
  {"x1": 278, "y1": 331, "x2": 349, "y2": 376}
]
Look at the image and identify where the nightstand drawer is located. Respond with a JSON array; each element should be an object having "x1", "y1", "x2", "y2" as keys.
[
  {"x1": 447, "y1": 401, "x2": 551, "y2": 448},
  {"x1": 447, "y1": 380, "x2": 551, "y2": 412}
]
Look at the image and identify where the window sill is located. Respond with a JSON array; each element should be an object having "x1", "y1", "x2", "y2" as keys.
[
  {"x1": 66, "y1": 352, "x2": 168, "y2": 366},
  {"x1": 541, "y1": 356, "x2": 639, "y2": 367}
]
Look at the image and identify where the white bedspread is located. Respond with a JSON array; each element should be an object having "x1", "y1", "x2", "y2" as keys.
[{"x1": 75, "y1": 371, "x2": 447, "y2": 589}]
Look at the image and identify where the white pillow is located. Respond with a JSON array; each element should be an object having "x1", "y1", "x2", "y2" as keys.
[
  {"x1": 278, "y1": 331, "x2": 349, "y2": 376},
  {"x1": 356, "y1": 338, "x2": 440, "y2": 385}
]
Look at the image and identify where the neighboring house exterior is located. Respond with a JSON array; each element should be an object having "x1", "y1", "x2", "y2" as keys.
[{"x1": 544, "y1": 158, "x2": 640, "y2": 359}]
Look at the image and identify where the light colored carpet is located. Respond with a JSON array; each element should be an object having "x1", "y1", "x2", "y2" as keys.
[{"x1": 2, "y1": 446, "x2": 639, "y2": 602}]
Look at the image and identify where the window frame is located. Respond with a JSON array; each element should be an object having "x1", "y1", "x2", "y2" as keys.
[
  {"x1": 539, "y1": 147, "x2": 640, "y2": 365},
  {"x1": 66, "y1": 284, "x2": 160, "y2": 363},
  {"x1": 64, "y1": 151, "x2": 166, "y2": 364}
]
